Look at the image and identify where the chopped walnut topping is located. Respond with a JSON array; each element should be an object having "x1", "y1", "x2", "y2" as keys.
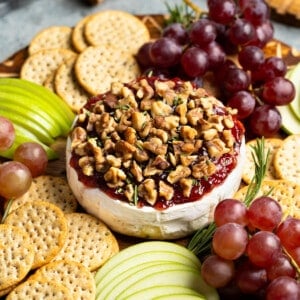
[
  {"x1": 159, "y1": 181, "x2": 174, "y2": 201},
  {"x1": 138, "y1": 179, "x2": 157, "y2": 205},
  {"x1": 71, "y1": 77, "x2": 242, "y2": 207}
]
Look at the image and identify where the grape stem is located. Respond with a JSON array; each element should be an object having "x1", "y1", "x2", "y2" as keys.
[{"x1": 187, "y1": 137, "x2": 269, "y2": 258}]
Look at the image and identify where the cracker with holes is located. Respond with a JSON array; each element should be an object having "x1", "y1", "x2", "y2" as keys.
[
  {"x1": 72, "y1": 14, "x2": 94, "y2": 52},
  {"x1": 52, "y1": 213, "x2": 119, "y2": 271},
  {"x1": 242, "y1": 138, "x2": 283, "y2": 184},
  {"x1": 20, "y1": 48, "x2": 76, "y2": 85},
  {"x1": 234, "y1": 179, "x2": 300, "y2": 219},
  {"x1": 28, "y1": 26, "x2": 74, "y2": 55},
  {"x1": 84, "y1": 10, "x2": 150, "y2": 55},
  {"x1": 10, "y1": 175, "x2": 78, "y2": 213},
  {"x1": 4, "y1": 201, "x2": 68, "y2": 269},
  {"x1": 6, "y1": 279, "x2": 72, "y2": 300},
  {"x1": 30, "y1": 260, "x2": 96, "y2": 300},
  {"x1": 75, "y1": 45, "x2": 140, "y2": 95},
  {"x1": 55, "y1": 56, "x2": 90, "y2": 112},
  {"x1": 0, "y1": 224, "x2": 34, "y2": 291},
  {"x1": 274, "y1": 134, "x2": 300, "y2": 184}
]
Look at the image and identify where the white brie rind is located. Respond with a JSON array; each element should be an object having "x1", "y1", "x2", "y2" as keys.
[{"x1": 66, "y1": 137, "x2": 246, "y2": 240}]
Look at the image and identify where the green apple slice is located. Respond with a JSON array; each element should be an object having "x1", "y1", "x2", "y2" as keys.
[
  {"x1": 287, "y1": 63, "x2": 300, "y2": 120},
  {"x1": 95, "y1": 251, "x2": 201, "y2": 298},
  {"x1": 95, "y1": 241, "x2": 201, "y2": 284},
  {"x1": 124, "y1": 285, "x2": 204, "y2": 300},
  {"x1": 155, "y1": 294, "x2": 205, "y2": 300},
  {"x1": 277, "y1": 103, "x2": 300, "y2": 135},
  {"x1": 112, "y1": 268, "x2": 218, "y2": 300},
  {"x1": 98, "y1": 262, "x2": 198, "y2": 300}
]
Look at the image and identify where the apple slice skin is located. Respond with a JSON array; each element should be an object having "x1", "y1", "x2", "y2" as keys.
[
  {"x1": 94, "y1": 241, "x2": 201, "y2": 284},
  {"x1": 112, "y1": 268, "x2": 218, "y2": 300},
  {"x1": 96, "y1": 253, "x2": 200, "y2": 297},
  {"x1": 155, "y1": 294, "x2": 206, "y2": 300},
  {"x1": 98, "y1": 263, "x2": 199, "y2": 300},
  {"x1": 277, "y1": 104, "x2": 300, "y2": 135},
  {"x1": 124, "y1": 285, "x2": 204, "y2": 300},
  {"x1": 287, "y1": 64, "x2": 300, "y2": 121}
]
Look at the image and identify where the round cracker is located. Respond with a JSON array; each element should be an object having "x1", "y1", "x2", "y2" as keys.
[
  {"x1": 31, "y1": 260, "x2": 95, "y2": 300},
  {"x1": 84, "y1": 10, "x2": 150, "y2": 55},
  {"x1": 20, "y1": 48, "x2": 76, "y2": 85},
  {"x1": 234, "y1": 179, "x2": 300, "y2": 219},
  {"x1": 0, "y1": 224, "x2": 34, "y2": 290},
  {"x1": 6, "y1": 279, "x2": 72, "y2": 300},
  {"x1": 75, "y1": 45, "x2": 140, "y2": 95},
  {"x1": 52, "y1": 213, "x2": 119, "y2": 271},
  {"x1": 28, "y1": 26, "x2": 74, "y2": 55},
  {"x1": 242, "y1": 138, "x2": 283, "y2": 184},
  {"x1": 55, "y1": 56, "x2": 90, "y2": 112},
  {"x1": 72, "y1": 15, "x2": 93, "y2": 52},
  {"x1": 274, "y1": 134, "x2": 300, "y2": 184},
  {"x1": 4, "y1": 201, "x2": 68, "y2": 269},
  {"x1": 11, "y1": 175, "x2": 78, "y2": 213}
]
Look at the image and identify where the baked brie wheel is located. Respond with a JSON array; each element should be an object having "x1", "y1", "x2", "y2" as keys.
[{"x1": 66, "y1": 76, "x2": 246, "y2": 240}]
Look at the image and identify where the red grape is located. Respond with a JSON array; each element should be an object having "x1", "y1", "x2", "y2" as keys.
[
  {"x1": 149, "y1": 37, "x2": 182, "y2": 68},
  {"x1": 238, "y1": 45, "x2": 265, "y2": 70},
  {"x1": 214, "y1": 198, "x2": 248, "y2": 227},
  {"x1": 247, "y1": 196, "x2": 282, "y2": 231},
  {"x1": 180, "y1": 46, "x2": 208, "y2": 77},
  {"x1": 262, "y1": 77, "x2": 295, "y2": 106},
  {"x1": 189, "y1": 19, "x2": 217, "y2": 47},
  {"x1": 288, "y1": 247, "x2": 300, "y2": 266},
  {"x1": 0, "y1": 116, "x2": 15, "y2": 151},
  {"x1": 227, "y1": 90, "x2": 256, "y2": 119},
  {"x1": 162, "y1": 22, "x2": 188, "y2": 45},
  {"x1": 276, "y1": 217, "x2": 300, "y2": 250},
  {"x1": 202, "y1": 41, "x2": 226, "y2": 70},
  {"x1": 136, "y1": 41, "x2": 154, "y2": 69},
  {"x1": 266, "y1": 254, "x2": 296, "y2": 281},
  {"x1": 13, "y1": 142, "x2": 48, "y2": 177},
  {"x1": 248, "y1": 104, "x2": 282, "y2": 137},
  {"x1": 266, "y1": 276, "x2": 300, "y2": 300},
  {"x1": 208, "y1": 0, "x2": 237, "y2": 25},
  {"x1": 0, "y1": 161, "x2": 32, "y2": 199},
  {"x1": 249, "y1": 20, "x2": 274, "y2": 48},
  {"x1": 236, "y1": 260, "x2": 268, "y2": 294},
  {"x1": 246, "y1": 231, "x2": 282, "y2": 268},
  {"x1": 260, "y1": 57, "x2": 287, "y2": 81},
  {"x1": 242, "y1": 0, "x2": 270, "y2": 25},
  {"x1": 228, "y1": 18, "x2": 256, "y2": 46},
  {"x1": 201, "y1": 254, "x2": 235, "y2": 288},
  {"x1": 223, "y1": 67, "x2": 250, "y2": 93},
  {"x1": 212, "y1": 222, "x2": 248, "y2": 260}
]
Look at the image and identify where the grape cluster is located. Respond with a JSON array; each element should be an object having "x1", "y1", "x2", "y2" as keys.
[
  {"x1": 136, "y1": 0, "x2": 295, "y2": 138},
  {"x1": 201, "y1": 197, "x2": 300, "y2": 299},
  {"x1": 0, "y1": 116, "x2": 48, "y2": 200}
]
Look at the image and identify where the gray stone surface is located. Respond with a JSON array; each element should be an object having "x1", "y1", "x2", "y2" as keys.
[{"x1": 0, "y1": 0, "x2": 300, "y2": 62}]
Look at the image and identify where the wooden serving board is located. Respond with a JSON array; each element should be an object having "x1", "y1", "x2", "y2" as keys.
[{"x1": 1, "y1": 14, "x2": 300, "y2": 250}]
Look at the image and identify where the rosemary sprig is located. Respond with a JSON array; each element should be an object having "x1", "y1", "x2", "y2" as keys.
[
  {"x1": 164, "y1": 1, "x2": 196, "y2": 28},
  {"x1": 187, "y1": 137, "x2": 269, "y2": 258}
]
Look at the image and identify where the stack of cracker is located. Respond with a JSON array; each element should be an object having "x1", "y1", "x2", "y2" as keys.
[
  {"x1": 20, "y1": 10, "x2": 151, "y2": 113},
  {"x1": 237, "y1": 134, "x2": 300, "y2": 218},
  {"x1": 0, "y1": 175, "x2": 119, "y2": 299}
]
